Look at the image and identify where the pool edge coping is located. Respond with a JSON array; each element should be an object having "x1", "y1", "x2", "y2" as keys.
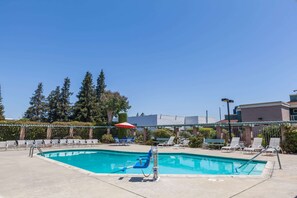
[{"x1": 35, "y1": 148, "x2": 273, "y2": 179}]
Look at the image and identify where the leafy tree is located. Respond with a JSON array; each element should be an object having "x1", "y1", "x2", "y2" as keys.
[
  {"x1": 73, "y1": 72, "x2": 97, "y2": 122},
  {"x1": 96, "y1": 69, "x2": 106, "y2": 100},
  {"x1": 101, "y1": 90, "x2": 131, "y2": 133},
  {"x1": 47, "y1": 86, "x2": 61, "y2": 122},
  {"x1": 60, "y1": 77, "x2": 72, "y2": 121},
  {"x1": 24, "y1": 83, "x2": 47, "y2": 121},
  {"x1": 0, "y1": 85, "x2": 5, "y2": 120}
]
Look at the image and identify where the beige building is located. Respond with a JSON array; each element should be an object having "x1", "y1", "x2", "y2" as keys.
[{"x1": 239, "y1": 101, "x2": 290, "y2": 122}]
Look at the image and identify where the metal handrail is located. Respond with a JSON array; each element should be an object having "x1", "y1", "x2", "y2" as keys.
[
  {"x1": 236, "y1": 147, "x2": 282, "y2": 172},
  {"x1": 28, "y1": 145, "x2": 43, "y2": 157}
]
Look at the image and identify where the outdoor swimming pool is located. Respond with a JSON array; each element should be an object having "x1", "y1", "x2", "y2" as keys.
[{"x1": 40, "y1": 149, "x2": 266, "y2": 175}]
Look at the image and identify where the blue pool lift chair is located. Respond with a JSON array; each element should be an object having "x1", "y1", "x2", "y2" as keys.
[{"x1": 133, "y1": 149, "x2": 152, "y2": 169}]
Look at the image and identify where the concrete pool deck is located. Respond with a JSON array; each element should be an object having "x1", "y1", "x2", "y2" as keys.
[{"x1": 0, "y1": 144, "x2": 296, "y2": 198}]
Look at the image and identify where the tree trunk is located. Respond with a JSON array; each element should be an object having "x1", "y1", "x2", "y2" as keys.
[{"x1": 107, "y1": 110, "x2": 113, "y2": 134}]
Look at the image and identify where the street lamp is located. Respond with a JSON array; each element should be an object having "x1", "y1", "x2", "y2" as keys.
[{"x1": 221, "y1": 98, "x2": 234, "y2": 143}]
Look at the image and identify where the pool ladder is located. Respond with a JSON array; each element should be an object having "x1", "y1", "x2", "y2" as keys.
[
  {"x1": 28, "y1": 145, "x2": 44, "y2": 158},
  {"x1": 236, "y1": 147, "x2": 282, "y2": 172}
]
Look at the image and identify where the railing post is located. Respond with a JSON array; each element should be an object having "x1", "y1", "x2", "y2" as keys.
[
  {"x1": 174, "y1": 127, "x2": 180, "y2": 138},
  {"x1": 143, "y1": 128, "x2": 147, "y2": 143},
  {"x1": 243, "y1": 126, "x2": 252, "y2": 146},
  {"x1": 193, "y1": 126, "x2": 198, "y2": 135},
  {"x1": 19, "y1": 126, "x2": 26, "y2": 140},
  {"x1": 46, "y1": 126, "x2": 52, "y2": 139},
  {"x1": 276, "y1": 148, "x2": 282, "y2": 169},
  {"x1": 280, "y1": 124, "x2": 286, "y2": 144},
  {"x1": 216, "y1": 126, "x2": 222, "y2": 139},
  {"x1": 69, "y1": 127, "x2": 74, "y2": 137},
  {"x1": 89, "y1": 127, "x2": 93, "y2": 139}
]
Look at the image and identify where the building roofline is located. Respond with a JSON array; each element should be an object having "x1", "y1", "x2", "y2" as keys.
[{"x1": 239, "y1": 101, "x2": 290, "y2": 109}]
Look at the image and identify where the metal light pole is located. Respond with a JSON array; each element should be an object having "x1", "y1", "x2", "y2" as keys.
[{"x1": 221, "y1": 98, "x2": 234, "y2": 143}]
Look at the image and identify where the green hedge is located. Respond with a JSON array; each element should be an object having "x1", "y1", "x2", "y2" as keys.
[
  {"x1": 25, "y1": 126, "x2": 47, "y2": 140},
  {"x1": 0, "y1": 120, "x2": 96, "y2": 140},
  {"x1": 0, "y1": 125, "x2": 20, "y2": 141},
  {"x1": 51, "y1": 127, "x2": 69, "y2": 139}
]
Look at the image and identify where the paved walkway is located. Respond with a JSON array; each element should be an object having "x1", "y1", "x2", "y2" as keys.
[{"x1": 0, "y1": 144, "x2": 296, "y2": 198}]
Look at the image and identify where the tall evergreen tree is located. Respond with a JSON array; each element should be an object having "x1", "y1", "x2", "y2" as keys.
[
  {"x1": 60, "y1": 77, "x2": 72, "y2": 121},
  {"x1": 0, "y1": 85, "x2": 5, "y2": 120},
  {"x1": 24, "y1": 83, "x2": 47, "y2": 121},
  {"x1": 47, "y1": 86, "x2": 61, "y2": 123},
  {"x1": 96, "y1": 69, "x2": 106, "y2": 100},
  {"x1": 95, "y1": 70, "x2": 107, "y2": 124},
  {"x1": 73, "y1": 72, "x2": 97, "y2": 122}
]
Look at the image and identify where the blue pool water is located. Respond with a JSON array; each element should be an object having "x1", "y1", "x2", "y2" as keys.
[{"x1": 41, "y1": 150, "x2": 266, "y2": 175}]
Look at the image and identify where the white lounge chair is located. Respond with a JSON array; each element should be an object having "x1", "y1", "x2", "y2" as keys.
[
  {"x1": 6, "y1": 140, "x2": 17, "y2": 149},
  {"x1": 243, "y1": 138, "x2": 263, "y2": 154},
  {"x1": 79, "y1": 139, "x2": 86, "y2": 146},
  {"x1": 92, "y1": 139, "x2": 99, "y2": 145},
  {"x1": 73, "y1": 139, "x2": 80, "y2": 146},
  {"x1": 159, "y1": 136, "x2": 175, "y2": 146},
  {"x1": 59, "y1": 139, "x2": 67, "y2": 146},
  {"x1": 26, "y1": 140, "x2": 34, "y2": 148},
  {"x1": 67, "y1": 139, "x2": 74, "y2": 146},
  {"x1": 34, "y1": 139, "x2": 43, "y2": 147},
  {"x1": 263, "y1": 138, "x2": 282, "y2": 155},
  {"x1": 0, "y1": 141, "x2": 7, "y2": 150},
  {"x1": 17, "y1": 140, "x2": 26, "y2": 149},
  {"x1": 43, "y1": 139, "x2": 52, "y2": 147},
  {"x1": 86, "y1": 139, "x2": 94, "y2": 146},
  {"x1": 173, "y1": 139, "x2": 190, "y2": 149},
  {"x1": 221, "y1": 137, "x2": 240, "y2": 152},
  {"x1": 51, "y1": 139, "x2": 59, "y2": 146}
]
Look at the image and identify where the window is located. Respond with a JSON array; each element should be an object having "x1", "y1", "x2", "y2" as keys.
[{"x1": 293, "y1": 109, "x2": 297, "y2": 114}]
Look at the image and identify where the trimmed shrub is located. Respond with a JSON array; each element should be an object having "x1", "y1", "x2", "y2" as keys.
[
  {"x1": 199, "y1": 128, "x2": 217, "y2": 139},
  {"x1": 153, "y1": 128, "x2": 173, "y2": 138},
  {"x1": 145, "y1": 139, "x2": 154, "y2": 145},
  {"x1": 283, "y1": 126, "x2": 297, "y2": 153},
  {"x1": 101, "y1": 134, "x2": 114, "y2": 143},
  {"x1": 135, "y1": 134, "x2": 143, "y2": 144},
  {"x1": 189, "y1": 135, "x2": 204, "y2": 148},
  {"x1": 179, "y1": 131, "x2": 193, "y2": 139}
]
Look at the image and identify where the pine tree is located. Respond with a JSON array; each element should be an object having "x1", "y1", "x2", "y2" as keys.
[
  {"x1": 96, "y1": 69, "x2": 106, "y2": 100},
  {"x1": 47, "y1": 86, "x2": 61, "y2": 122},
  {"x1": 24, "y1": 83, "x2": 47, "y2": 121},
  {"x1": 60, "y1": 77, "x2": 72, "y2": 121},
  {"x1": 73, "y1": 72, "x2": 97, "y2": 122},
  {"x1": 95, "y1": 69, "x2": 107, "y2": 124},
  {"x1": 0, "y1": 85, "x2": 5, "y2": 120}
]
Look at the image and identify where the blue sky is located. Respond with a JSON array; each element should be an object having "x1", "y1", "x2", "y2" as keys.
[{"x1": 0, "y1": 0, "x2": 297, "y2": 120}]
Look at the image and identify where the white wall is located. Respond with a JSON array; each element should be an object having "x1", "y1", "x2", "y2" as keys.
[
  {"x1": 128, "y1": 114, "x2": 217, "y2": 127},
  {"x1": 128, "y1": 115, "x2": 158, "y2": 127},
  {"x1": 157, "y1": 115, "x2": 185, "y2": 125}
]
